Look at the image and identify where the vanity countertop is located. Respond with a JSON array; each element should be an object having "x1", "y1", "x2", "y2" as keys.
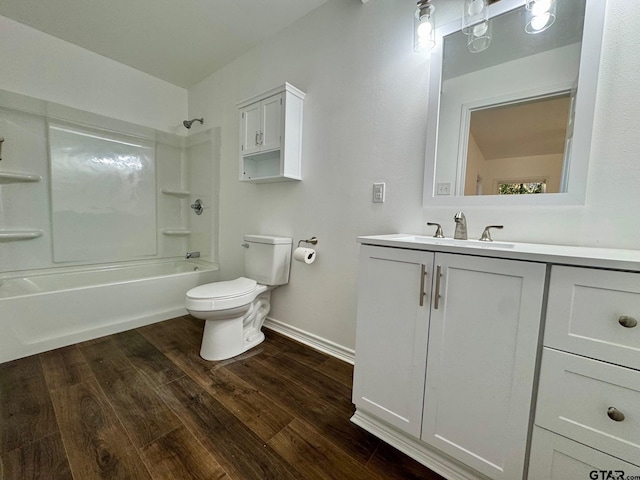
[{"x1": 357, "y1": 234, "x2": 640, "y2": 272}]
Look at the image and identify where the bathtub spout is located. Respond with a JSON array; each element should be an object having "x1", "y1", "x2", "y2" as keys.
[{"x1": 186, "y1": 251, "x2": 200, "y2": 259}]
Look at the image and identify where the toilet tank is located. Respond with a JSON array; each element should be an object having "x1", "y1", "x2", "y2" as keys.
[{"x1": 243, "y1": 235, "x2": 292, "y2": 286}]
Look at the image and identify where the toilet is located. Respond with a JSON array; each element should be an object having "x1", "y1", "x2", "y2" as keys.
[{"x1": 185, "y1": 235, "x2": 292, "y2": 360}]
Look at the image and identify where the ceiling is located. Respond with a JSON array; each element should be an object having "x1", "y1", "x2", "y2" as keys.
[
  {"x1": 470, "y1": 94, "x2": 571, "y2": 160},
  {"x1": 0, "y1": 0, "x2": 330, "y2": 88}
]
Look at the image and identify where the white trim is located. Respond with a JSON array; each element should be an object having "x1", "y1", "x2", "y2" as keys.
[
  {"x1": 263, "y1": 317, "x2": 355, "y2": 364},
  {"x1": 350, "y1": 410, "x2": 487, "y2": 480}
]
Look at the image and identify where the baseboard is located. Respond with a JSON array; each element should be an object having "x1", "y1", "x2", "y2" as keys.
[
  {"x1": 350, "y1": 410, "x2": 485, "y2": 480},
  {"x1": 263, "y1": 317, "x2": 355, "y2": 364}
]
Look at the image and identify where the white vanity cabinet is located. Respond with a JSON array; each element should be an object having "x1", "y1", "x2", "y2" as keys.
[
  {"x1": 352, "y1": 243, "x2": 546, "y2": 480},
  {"x1": 352, "y1": 245, "x2": 433, "y2": 437},
  {"x1": 352, "y1": 234, "x2": 640, "y2": 480},
  {"x1": 237, "y1": 83, "x2": 304, "y2": 183},
  {"x1": 530, "y1": 265, "x2": 640, "y2": 474},
  {"x1": 422, "y1": 254, "x2": 546, "y2": 480},
  {"x1": 528, "y1": 426, "x2": 640, "y2": 480}
]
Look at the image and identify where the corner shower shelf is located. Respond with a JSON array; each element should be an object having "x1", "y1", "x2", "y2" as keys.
[
  {"x1": 161, "y1": 188, "x2": 191, "y2": 197},
  {"x1": 0, "y1": 229, "x2": 43, "y2": 241},
  {"x1": 161, "y1": 229, "x2": 191, "y2": 236},
  {"x1": 0, "y1": 172, "x2": 42, "y2": 184}
]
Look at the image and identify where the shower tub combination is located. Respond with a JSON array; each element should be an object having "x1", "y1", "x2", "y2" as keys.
[{"x1": 0, "y1": 259, "x2": 218, "y2": 363}]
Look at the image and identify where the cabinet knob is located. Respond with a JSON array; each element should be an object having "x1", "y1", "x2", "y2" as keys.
[
  {"x1": 607, "y1": 407, "x2": 625, "y2": 422},
  {"x1": 618, "y1": 315, "x2": 638, "y2": 328}
]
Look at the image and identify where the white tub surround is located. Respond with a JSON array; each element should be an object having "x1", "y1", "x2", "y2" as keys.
[
  {"x1": 0, "y1": 259, "x2": 218, "y2": 363},
  {"x1": 352, "y1": 234, "x2": 640, "y2": 480}
]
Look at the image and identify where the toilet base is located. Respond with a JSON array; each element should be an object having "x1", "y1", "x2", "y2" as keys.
[{"x1": 199, "y1": 290, "x2": 271, "y2": 361}]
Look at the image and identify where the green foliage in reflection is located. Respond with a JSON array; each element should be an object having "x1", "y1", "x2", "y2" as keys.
[{"x1": 498, "y1": 182, "x2": 546, "y2": 195}]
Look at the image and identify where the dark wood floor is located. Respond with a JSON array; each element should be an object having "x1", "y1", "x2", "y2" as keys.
[{"x1": 0, "y1": 315, "x2": 444, "y2": 480}]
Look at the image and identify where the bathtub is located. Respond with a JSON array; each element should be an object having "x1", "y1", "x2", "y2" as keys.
[{"x1": 0, "y1": 259, "x2": 219, "y2": 363}]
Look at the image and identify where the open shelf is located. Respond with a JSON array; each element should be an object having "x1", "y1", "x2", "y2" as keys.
[
  {"x1": 0, "y1": 229, "x2": 43, "y2": 241},
  {"x1": 161, "y1": 188, "x2": 191, "y2": 197},
  {"x1": 161, "y1": 229, "x2": 191, "y2": 236},
  {"x1": 0, "y1": 172, "x2": 42, "y2": 184}
]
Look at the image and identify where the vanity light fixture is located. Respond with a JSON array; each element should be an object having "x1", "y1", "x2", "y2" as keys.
[
  {"x1": 462, "y1": 0, "x2": 492, "y2": 53},
  {"x1": 462, "y1": 0, "x2": 488, "y2": 34},
  {"x1": 414, "y1": 0, "x2": 436, "y2": 53},
  {"x1": 525, "y1": 0, "x2": 557, "y2": 34}
]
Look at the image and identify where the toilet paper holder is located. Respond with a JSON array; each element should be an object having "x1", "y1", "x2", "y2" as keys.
[{"x1": 297, "y1": 236, "x2": 318, "y2": 248}]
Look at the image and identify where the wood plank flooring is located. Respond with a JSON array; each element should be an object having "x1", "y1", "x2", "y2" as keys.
[{"x1": 0, "y1": 315, "x2": 445, "y2": 480}]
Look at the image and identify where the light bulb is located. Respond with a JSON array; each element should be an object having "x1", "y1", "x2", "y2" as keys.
[
  {"x1": 472, "y1": 22, "x2": 488, "y2": 36},
  {"x1": 530, "y1": 0, "x2": 553, "y2": 16},
  {"x1": 467, "y1": 0, "x2": 484, "y2": 16},
  {"x1": 530, "y1": 13, "x2": 551, "y2": 31},
  {"x1": 417, "y1": 20, "x2": 433, "y2": 37},
  {"x1": 525, "y1": 0, "x2": 556, "y2": 34}
]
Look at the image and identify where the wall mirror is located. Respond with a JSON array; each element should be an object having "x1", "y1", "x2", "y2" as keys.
[{"x1": 423, "y1": 0, "x2": 606, "y2": 207}]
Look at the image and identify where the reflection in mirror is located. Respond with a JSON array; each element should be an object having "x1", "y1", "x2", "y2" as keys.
[
  {"x1": 423, "y1": 0, "x2": 606, "y2": 206},
  {"x1": 464, "y1": 92, "x2": 572, "y2": 195}
]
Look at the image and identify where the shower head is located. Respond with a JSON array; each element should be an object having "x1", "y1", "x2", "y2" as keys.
[{"x1": 183, "y1": 118, "x2": 204, "y2": 129}]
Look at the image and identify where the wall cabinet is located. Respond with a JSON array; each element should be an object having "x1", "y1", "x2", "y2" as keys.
[
  {"x1": 239, "y1": 93, "x2": 282, "y2": 156},
  {"x1": 237, "y1": 83, "x2": 304, "y2": 183}
]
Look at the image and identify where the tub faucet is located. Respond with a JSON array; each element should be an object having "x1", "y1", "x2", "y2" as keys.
[
  {"x1": 185, "y1": 251, "x2": 200, "y2": 259},
  {"x1": 454, "y1": 211, "x2": 467, "y2": 240}
]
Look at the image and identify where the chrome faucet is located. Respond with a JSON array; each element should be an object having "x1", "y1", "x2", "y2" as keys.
[
  {"x1": 185, "y1": 251, "x2": 200, "y2": 259},
  {"x1": 454, "y1": 211, "x2": 467, "y2": 240}
]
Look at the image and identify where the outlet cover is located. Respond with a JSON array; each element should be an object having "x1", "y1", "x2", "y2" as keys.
[
  {"x1": 437, "y1": 182, "x2": 451, "y2": 195},
  {"x1": 373, "y1": 182, "x2": 385, "y2": 203}
]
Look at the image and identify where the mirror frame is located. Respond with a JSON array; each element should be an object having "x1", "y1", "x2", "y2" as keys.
[{"x1": 423, "y1": 0, "x2": 607, "y2": 207}]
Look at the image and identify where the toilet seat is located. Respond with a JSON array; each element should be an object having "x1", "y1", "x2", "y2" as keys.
[{"x1": 186, "y1": 277, "x2": 266, "y2": 311}]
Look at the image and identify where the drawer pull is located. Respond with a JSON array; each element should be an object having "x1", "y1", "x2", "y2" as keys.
[
  {"x1": 618, "y1": 315, "x2": 638, "y2": 328},
  {"x1": 607, "y1": 407, "x2": 625, "y2": 422}
]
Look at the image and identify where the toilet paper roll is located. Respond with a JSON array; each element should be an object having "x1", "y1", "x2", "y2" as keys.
[{"x1": 294, "y1": 247, "x2": 316, "y2": 264}]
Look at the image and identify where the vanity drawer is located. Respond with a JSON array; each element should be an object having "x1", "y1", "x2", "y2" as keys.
[
  {"x1": 545, "y1": 266, "x2": 640, "y2": 370},
  {"x1": 535, "y1": 348, "x2": 640, "y2": 464},
  {"x1": 528, "y1": 426, "x2": 640, "y2": 479}
]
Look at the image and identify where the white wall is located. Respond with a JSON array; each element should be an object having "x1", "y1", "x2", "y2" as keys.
[
  {"x1": 188, "y1": 0, "x2": 640, "y2": 352},
  {"x1": 0, "y1": 15, "x2": 187, "y2": 132}
]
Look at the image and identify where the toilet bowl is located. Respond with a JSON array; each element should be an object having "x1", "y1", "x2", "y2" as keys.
[
  {"x1": 185, "y1": 235, "x2": 291, "y2": 360},
  {"x1": 186, "y1": 277, "x2": 271, "y2": 360}
]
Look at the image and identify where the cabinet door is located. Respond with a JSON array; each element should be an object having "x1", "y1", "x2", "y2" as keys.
[
  {"x1": 240, "y1": 102, "x2": 261, "y2": 155},
  {"x1": 422, "y1": 254, "x2": 546, "y2": 480},
  {"x1": 528, "y1": 426, "x2": 640, "y2": 479},
  {"x1": 352, "y1": 245, "x2": 433, "y2": 438},
  {"x1": 260, "y1": 94, "x2": 282, "y2": 152}
]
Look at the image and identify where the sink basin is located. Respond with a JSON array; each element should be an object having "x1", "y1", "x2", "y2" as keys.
[{"x1": 396, "y1": 236, "x2": 516, "y2": 249}]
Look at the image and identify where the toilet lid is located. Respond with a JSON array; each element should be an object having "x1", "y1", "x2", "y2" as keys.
[{"x1": 187, "y1": 277, "x2": 257, "y2": 300}]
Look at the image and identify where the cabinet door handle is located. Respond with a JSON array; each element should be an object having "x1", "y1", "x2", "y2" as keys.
[
  {"x1": 260, "y1": 132, "x2": 264, "y2": 145},
  {"x1": 255, "y1": 132, "x2": 259, "y2": 145},
  {"x1": 434, "y1": 265, "x2": 442, "y2": 309},
  {"x1": 618, "y1": 315, "x2": 638, "y2": 328},
  {"x1": 419, "y1": 264, "x2": 427, "y2": 307},
  {"x1": 607, "y1": 407, "x2": 625, "y2": 422}
]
